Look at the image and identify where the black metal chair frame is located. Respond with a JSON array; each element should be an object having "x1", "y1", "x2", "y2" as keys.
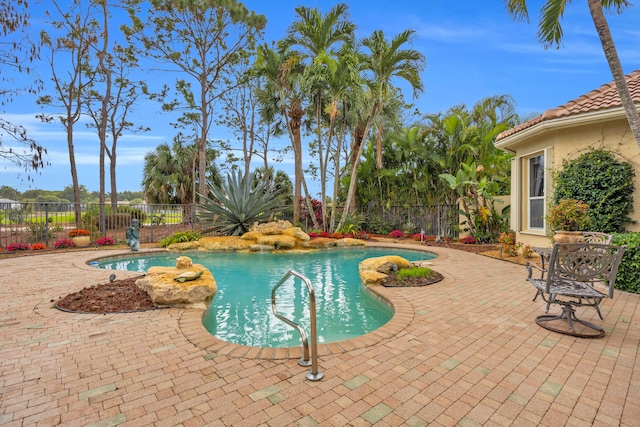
[
  {"x1": 526, "y1": 242, "x2": 626, "y2": 338},
  {"x1": 531, "y1": 232, "x2": 614, "y2": 318}
]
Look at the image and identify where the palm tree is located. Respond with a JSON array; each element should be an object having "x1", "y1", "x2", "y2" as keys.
[
  {"x1": 253, "y1": 44, "x2": 311, "y2": 226},
  {"x1": 504, "y1": 0, "x2": 640, "y2": 148},
  {"x1": 142, "y1": 135, "x2": 219, "y2": 205},
  {"x1": 280, "y1": 3, "x2": 355, "y2": 230},
  {"x1": 338, "y1": 29, "x2": 426, "y2": 230}
]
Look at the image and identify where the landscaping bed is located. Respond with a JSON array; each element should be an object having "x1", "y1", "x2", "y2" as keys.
[{"x1": 55, "y1": 276, "x2": 158, "y2": 313}]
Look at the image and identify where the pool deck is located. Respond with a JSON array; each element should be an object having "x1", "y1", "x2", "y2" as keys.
[{"x1": 1, "y1": 242, "x2": 639, "y2": 426}]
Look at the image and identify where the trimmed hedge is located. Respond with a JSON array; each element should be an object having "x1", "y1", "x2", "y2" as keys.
[{"x1": 612, "y1": 232, "x2": 640, "y2": 294}]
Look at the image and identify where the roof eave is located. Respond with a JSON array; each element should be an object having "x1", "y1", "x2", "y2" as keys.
[{"x1": 494, "y1": 107, "x2": 628, "y2": 150}]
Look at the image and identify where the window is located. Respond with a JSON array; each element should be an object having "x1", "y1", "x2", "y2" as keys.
[{"x1": 528, "y1": 155, "x2": 545, "y2": 229}]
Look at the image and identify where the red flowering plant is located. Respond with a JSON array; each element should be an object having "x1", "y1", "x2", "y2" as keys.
[
  {"x1": 460, "y1": 235, "x2": 477, "y2": 244},
  {"x1": 357, "y1": 231, "x2": 370, "y2": 240},
  {"x1": 68, "y1": 229, "x2": 90, "y2": 237},
  {"x1": 389, "y1": 230, "x2": 404, "y2": 239},
  {"x1": 54, "y1": 238, "x2": 74, "y2": 249},
  {"x1": 95, "y1": 236, "x2": 115, "y2": 246},
  {"x1": 7, "y1": 243, "x2": 30, "y2": 251},
  {"x1": 31, "y1": 243, "x2": 47, "y2": 250}
]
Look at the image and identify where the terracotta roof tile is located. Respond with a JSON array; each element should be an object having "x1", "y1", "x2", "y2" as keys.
[{"x1": 497, "y1": 69, "x2": 640, "y2": 141}]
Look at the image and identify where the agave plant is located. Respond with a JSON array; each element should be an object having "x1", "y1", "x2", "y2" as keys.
[{"x1": 199, "y1": 170, "x2": 282, "y2": 236}]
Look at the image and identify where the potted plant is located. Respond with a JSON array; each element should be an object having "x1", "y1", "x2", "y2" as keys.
[
  {"x1": 546, "y1": 199, "x2": 590, "y2": 244},
  {"x1": 68, "y1": 229, "x2": 91, "y2": 247}
]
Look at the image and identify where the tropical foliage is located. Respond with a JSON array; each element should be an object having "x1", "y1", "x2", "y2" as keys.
[
  {"x1": 553, "y1": 150, "x2": 634, "y2": 233},
  {"x1": 440, "y1": 161, "x2": 510, "y2": 243},
  {"x1": 546, "y1": 199, "x2": 591, "y2": 233},
  {"x1": 199, "y1": 170, "x2": 282, "y2": 236},
  {"x1": 142, "y1": 136, "x2": 219, "y2": 205},
  {"x1": 5, "y1": 2, "x2": 535, "y2": 242},
  {"x1": 158, "y1": 230, "x2": 201, "y2": 247}
]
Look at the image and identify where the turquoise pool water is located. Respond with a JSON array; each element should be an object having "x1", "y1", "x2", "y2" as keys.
[{"x1": 93, "y1": 247, "x2": 436, "y2": 347}]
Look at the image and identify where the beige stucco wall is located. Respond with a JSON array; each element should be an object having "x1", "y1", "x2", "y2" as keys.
[{"x1": 500, "y1": 114, "x2": 640, "y2": 248}]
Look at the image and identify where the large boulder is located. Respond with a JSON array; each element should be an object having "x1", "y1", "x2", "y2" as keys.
[
  {"x1": 358, "y1": 255, "x2": 414, "y2": 287},
  {"x1": 165, "y1": 221, "x2": 364, "y2": 252},
  {"x1": 256, "y1": 234, "x2": 297, "y2": 249},
  {"x1": 136, "y1": 256, "x2": 217, "y2": 309}
]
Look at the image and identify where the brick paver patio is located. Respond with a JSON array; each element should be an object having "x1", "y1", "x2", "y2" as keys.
[{"x1": 1, "y1": 243, "x2": 638, "y2": 426}]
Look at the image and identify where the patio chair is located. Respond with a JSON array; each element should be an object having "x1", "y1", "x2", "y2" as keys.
[
  {"x1": 581, "y1": 231, "x2": 614, "y2": 244},
  {"x1": 531, "y1": 231, "x2": 614, "y2": 316},
  {"x1": 526, "y1": 242, "x2": 626, "y2": 338}
]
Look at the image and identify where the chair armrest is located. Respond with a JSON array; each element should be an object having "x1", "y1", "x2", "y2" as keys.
[{"x1": 526, "y1": 261, "x2": 546, "y2": 279}]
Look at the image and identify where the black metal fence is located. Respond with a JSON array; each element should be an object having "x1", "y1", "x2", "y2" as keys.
[
  {"x1": 0, "y1": 202, "x2": 455, "y2": 249},
  {"x1": 362, "y1": 203, "x2": 457, "y2": 237}
]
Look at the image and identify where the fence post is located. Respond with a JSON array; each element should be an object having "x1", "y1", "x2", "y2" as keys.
[
  {"x1": 150, "y1": 205, "x2": 154, "y2": 243},
  {"x1": 45, "y1": 203, "x2": 50, "y2": 247}
]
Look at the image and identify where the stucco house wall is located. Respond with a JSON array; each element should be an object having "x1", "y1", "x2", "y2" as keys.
[{"x1": 495, "y1": 70, "x2": 640, "y2": 248}]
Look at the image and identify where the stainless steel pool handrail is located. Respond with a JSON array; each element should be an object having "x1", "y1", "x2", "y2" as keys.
[{"x1": 271, "y1": 270, "x2": 324, "y2": 381}]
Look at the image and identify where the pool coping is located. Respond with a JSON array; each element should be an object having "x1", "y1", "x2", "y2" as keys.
[{"x1": 81, "y1": 241, "x2": 448, "y2": 361}]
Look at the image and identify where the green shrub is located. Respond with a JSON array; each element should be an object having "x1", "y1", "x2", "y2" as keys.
[
  {"x1": 365, "y1": 216, "x2": 392, "y2": 235},
  {"x1": 612, "y1": 232, "x2": 640, "y2": 294},
  {"x1": 159, "y1": 230, "x2": 201, "y2": 247},
  {"x1": 83, "y1": 206, "x2": 148, "y2": 230},
  {"x1": 397, "y1": 267, "x2": 432, "y2": 279},
  {"x1": 554, "y1": 150, "x2": 634, "y2": 233}
]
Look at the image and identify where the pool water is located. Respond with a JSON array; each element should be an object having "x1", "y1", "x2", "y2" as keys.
[{"x1": 93, "y1": 247, "x2": 435, "y2": 347}]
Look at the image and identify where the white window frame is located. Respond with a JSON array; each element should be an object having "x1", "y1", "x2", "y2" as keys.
[{"x1": 528, "y1": 154, "x2": 545, "y2": 230}]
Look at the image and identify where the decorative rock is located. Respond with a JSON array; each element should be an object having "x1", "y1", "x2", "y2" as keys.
[
  {"x1": 300, "y1": 237, "x2": 338, "y2": 248},
  {"x1": 136, "y1": 256, "x2": 216, "y2": 309},
  {"x1": 240, "y1": 231, "x2": 263, "y2": 241},
  {"x1": 359, "y1": 270, "x2": 389, "y2": 287},
  {"x1": 175, "y1": 256, "x2": 193, "y2": 269},
  {"x1": 249, "y1": 244, "x2": 276, "y2": 251},
  {"x1": 165, "y1": 221, "x2": 361, "y2": 253},
  {"x1": 197, "y1": 236, "x2": 253, "y2": 251},
  {"x1": 377, "y1": 262, "x2": 399, "y2": 274},
  {"x1": 282, "y1": 227, "x2": 311, "y2": 242},
  {"x1": 358, "y1": 255, "x2": 414, "y2": 287},
  {"x1": 256, "y1": 234, "x2": 297, "y2": 249},
  {"x1": 249, "y1": 220, "x2": 293, "y2": 234},
  {"x1": 166, "y1": 241, "x2": 200, "y2": 250},
  {"x1": 336, "y1": 238, "x2": 365, "y2": 247}
]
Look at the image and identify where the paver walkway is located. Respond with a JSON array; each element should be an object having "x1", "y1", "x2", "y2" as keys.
[{"x1": 0, "y1": 243, "x2": 638, "y2": 426}]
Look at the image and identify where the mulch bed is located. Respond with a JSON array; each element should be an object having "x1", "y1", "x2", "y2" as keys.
[
  {"x1": 381, "y1": 270, "x2": 444, "y2": 287},
  {"x1": 55, "y1": 275, "x2": 158, "y2": 314}
]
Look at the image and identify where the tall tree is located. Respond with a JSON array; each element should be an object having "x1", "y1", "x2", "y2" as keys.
[
  {"x1": 253, "y1": 44, "x2": 310, "y2": 226},
  {"x1": 85, "y1": 1, "x2": 148, "y2": 211},
  {"x1": 505, "y1": 0, "x2": 640, "y2": 149},
  {"x1": 280, "y1": 3, "x2": 355, "y2": 230},
  {"x1": 125, "y1": 0, "x2": 266, "y2": 201},
  {"x1": 0, "y1": 0, "x2": 47, "y2": 176},
  {"x1": 38, "y1": 0, "x2": 98, "y2": 225},
  {"x1": 338, "y1": 29, "x2": 425, "y2": 230}
]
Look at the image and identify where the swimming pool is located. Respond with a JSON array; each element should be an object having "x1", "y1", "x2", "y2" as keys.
[{"x1": 93, "y1": 247, "x2": 436, "y2": 347}]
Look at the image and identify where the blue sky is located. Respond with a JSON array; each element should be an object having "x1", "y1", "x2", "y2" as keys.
[{"x1": 2, "y1": 0, "x2": 639, "y2": 196}]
